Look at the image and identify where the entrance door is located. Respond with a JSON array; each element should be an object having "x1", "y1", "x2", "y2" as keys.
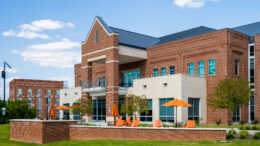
[
  {"x1": 63, "y1": 103, "x2": 70, "y2": 120},
  {"x1": 92, "y1": 99, "x2": 106, "y2": 121}
]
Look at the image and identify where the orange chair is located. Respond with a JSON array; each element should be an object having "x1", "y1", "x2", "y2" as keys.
[
  {"x1": 131, "y1": 120, "x2": 139, "y2": 127},
  {"x1": 125, "y1": 117, "x2": 132, "y2": 126},
  {"x1": 116, "y1": 120, "x2": 124, "y2": 127},
  {"x1": 181, "y1": 120, "x2": 195, "y2": 128},
  {"x1": 148, "y1": 120, "x2": 162, "y2": 127}
]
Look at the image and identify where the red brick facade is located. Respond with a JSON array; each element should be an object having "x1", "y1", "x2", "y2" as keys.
[
  {"x1": 75, "y1": 17, "x2": 250, "y2": 124},
  {"x1": 9, "y1": 79, "x2": 63, "y2": 119},
  {"x1": 254, "y1": 34, "x2": 260, "y2": 120}
]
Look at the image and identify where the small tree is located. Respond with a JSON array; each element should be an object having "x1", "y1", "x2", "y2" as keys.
[
  {"x1": 120, "y1": 94, "x2": 150, "y2": 120},
  {"x1": 209, "y1": 77, "x2": 251, "y2": 125},
  {"x1": 71, "y1": 98, "x2": 92, "y2": 118}
]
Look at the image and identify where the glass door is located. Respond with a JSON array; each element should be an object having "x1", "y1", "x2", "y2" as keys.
[{"x1": 92, "y1": 99, "x2": 106, "y2": 121}]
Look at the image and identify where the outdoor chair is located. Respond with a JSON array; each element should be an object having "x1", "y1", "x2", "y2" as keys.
[
  {"x1": 180, "y1": 120, "x2": 195, "y2": 128},
  {"x1": 148, "y1": 120, "x2": 162, "y2": 127},
  {"x1": 131, "y1": 120, "x2": 139, "y2": 127},
  {"x1": 116, "y1": 120, "x2": 125, "y2": 127},
  {"x1": 125, "y1": 117, "x2": 132, "y2": 126}
]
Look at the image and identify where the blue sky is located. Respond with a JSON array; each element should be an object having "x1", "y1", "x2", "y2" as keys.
[{"x1": 0, "y1": 0, "x2": 260, "y2": 99}]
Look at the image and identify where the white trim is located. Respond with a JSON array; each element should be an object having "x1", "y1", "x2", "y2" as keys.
[
  {"x1": 82, "y1": 46, "x2": 118, "y2": 56},
  {"x1": 88, "y1": 55, "x2": 106, "y2": 62},
  {"x1": 106, "y1": 60, "x2": 119, "y2": 64},
  {"x1": 82, "y1": 18, "x2": 118, "y2": 45},
  {"x1": 81, "y1": 66, "x2": 92, "y2": 69}
]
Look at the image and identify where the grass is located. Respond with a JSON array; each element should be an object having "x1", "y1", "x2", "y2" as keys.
[{"x1": 1, "y1": 124, "x2": 260, "y2": 146}]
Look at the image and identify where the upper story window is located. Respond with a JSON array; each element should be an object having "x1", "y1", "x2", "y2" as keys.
[
  {"x1": 235, "y1": 59, "x2": 239, "y2": 76},
  {"x1": 56, "y1": 99, "x2": 60, "y2": 105},
  {"x1": 47, "y1": 89, "x2": 51, "y2": 96},
  {"x1": 47, "y1": 97, "x2": 51, "y2": 105},
  {"x1": 79, "y1": 80, "x2": 83, "y2": 87},
  {"x1": 208, "y1": 59, "x2": 216, "y2": 76},
  {"x1": 28, "y1": 98, "x2": 32, "y2": 104},
  {"x1": 188, "y1": 62, "x2": 194, "y2": 76},
  {"x1": 37, "y1": 89, "x2": 42, "y2": 95},
  {"x1": 18, "y1": 89, "x2": 22, "y2": 95},
  {"x1": 123, "y1": 70, "x2": 140, "y2": 87},
  {"x1": 250, "y1": 58, "x2": 255, "y2": 83},
  {"x1": 198, "y1": 61, "x2": 205, "y2": 77},
  {"x1": 153, "y1": 69, "x2": 158, "y2": 77},
  {"x1": 103, "y1": 77, "x2": 107, "y2": 87},
  {"x1": 250, "y1": 45, "x2": 255, "y2": 56},
  {"x1": 38, "y1": 98, "x2": 41, "y2": 105},
  {"x1": 56, "y1": 90, "x2": 60, "y2": 96},
  {"x1": 95, "y1": 30, "x2": 98, "y2": 43},
  {"x1": 37, "y1": 107, "x2": 42, "y2": 113},
  {"x1": 98, "y1": 77, "x2": 102, "y2": 87},
  {"x1": 161, "y1": 67, "x2": 166, "y2": 76},
  {"x1": 169, "y1": 66, "x2": 175, "y2": 75},
  {"x1": 28, "y1": 89, "x2": 32, "y2": 95}
]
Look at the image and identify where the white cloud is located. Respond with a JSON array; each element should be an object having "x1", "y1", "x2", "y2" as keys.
[
  {"x1": 173, "y1": 0, "x2": 220, "y2": 8},
  {"x1": 20, "y1": 19, "x2": 64, "y2": 32},
  {"x1": 67, "y1": 22, "x2": 75, "y2": 28},
  {"x1": 2, "y1": 30, "x2": 16, "y2": 36},
  {"x1": 16, "y1": 31, "x2": 49, "y2": 39},
  {"x1": 28, "y1": 38, "x2": 80, "y2": 51}
]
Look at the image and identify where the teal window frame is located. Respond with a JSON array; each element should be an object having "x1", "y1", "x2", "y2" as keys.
[
  {"x1": 56, "y1": 90, "x2": 60, "y2": 96},
  {"x1": 37, "y1": 98, "x2": 41, "y2": 105},
  {"x1": 140, "y1": 99, "x2": 152, "y2": 122},
  {"x1": 161, "y1": 67, "x2": 166, "y2": 76},
  {"x1": 98, "y1": 77, "x2": 102, "y2": 87},
  {"x1": 47, "y1": 89, "x2": 51, "y2": 96},
  {"x1": 28, "y1": 89, "x2": 32, "y2": 95},
  {"x1": 235, "y1": 59, "x2": 239, "y2": 76},
  {"x1": 188, "y1": 62, "x2": 194, "y2": 75},
  {"x1": 37, "y1": 89, "x2": 42, "y2": 95},
  {"x1": 153, "y1": 69, "x2": 158, "y2": 77},
  {"x1": 198, "y1": 61, "x2": 205, "y2": 77},
  {"x1": 103, "y1": 77, "x2": 106, "y2": 87},
  {"x1": 122, "y1": 70, "x2": 141, "y2": 87},
  {"x1": 188, "y1": 98, "x2": 200, "y2": 120},
  {"x1": 18, "y1": 89, "x2": 22, "y2": 95},
  {"x1": 159, "y1": 98, "x2": 174, "y2": 122},
  {"x1": 208, "y1": 59, "x2": 216, "y2": 76},
  {"x1": 169, "y1": 66, "x2": 175, "y2": 75}
]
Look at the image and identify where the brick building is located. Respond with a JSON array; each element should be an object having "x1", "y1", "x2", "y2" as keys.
[
  {"x1": 9, "y1": 79, "x2": 64, "y2": 119},
  {"x1": 75, "y1": 16, "x2": 259, "y2": 124}
]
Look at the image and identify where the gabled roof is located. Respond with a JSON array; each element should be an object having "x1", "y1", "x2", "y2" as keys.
[
  {"x1": 157, "y1": 26, "x2": 217, "y2": 45},
  {"x1": 232, "y1": 21, "x2": 260, "y2": 37},
  {"x1": 110, "y1": 27, "x2": 160, "y2": 49},
  {"x1": 96, "y1": 16, "x2": 114, "y2": 34}
]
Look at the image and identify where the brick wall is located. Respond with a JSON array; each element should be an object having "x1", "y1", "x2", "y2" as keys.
[
  {"x1": 10, "y1": 120, "x2": 76, "y2": 144},
  {"x1": 255, "y1": 34, "x2": 260, "y2": 120},
  {"x1": 70, "y1": 126, "x2": 226, "y2": 141}
]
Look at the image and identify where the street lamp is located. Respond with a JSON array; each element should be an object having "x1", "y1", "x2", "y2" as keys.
[{"x1": 2, "y1": 61, "x2": 12, "y2": 124}]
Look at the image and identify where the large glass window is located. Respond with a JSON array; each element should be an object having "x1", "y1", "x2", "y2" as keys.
[
  {"x1": 250, "y1": 93, "x2": 255, "y2": 121},
  {"x1": 160, "y1": 98, "x2": 174, "y2": 122},
  {"x1": 122, "y1": 70, "x2": 140, "y2": 87},
  {"x1": 233, "y1": 107, "x2": 240, "y2": 122},
  {"x1": 92, "y1": 99, "x2": 106, "y2": 121},
  {"x1": 188, "y1": 62, "x2": 194, "y2": 75},
  {"x1": 250, "y1": 58, "x2": 255, "y2": 83},
  {"x1": 153, "y1": 69, "x2": 158, "y2": 77},
  {"x1": 188, "y1": 98, "x2": 200, "y2": 120},
  {"x1": 140, "y1": 99, "x2": 152, "y2": 122},
  {"x1": 47, "y1": 97, "x2": 51, "y2": 105},
  {"x1": 37, "y1": 89, "x2": 42, "y2": 95},
  {"x1": 37, "y1": 98, "x2": 41, "y2": 105},
  {"x1": 56, "y1": 99, "x2": 60, "y2": 105},
  {"x1": 235, "y1": 60, "x2": 239, "y2": 76},
  {"x1": 208, "y1": 59, "x2": 216, "y2": 76},
  {"x1": 161, "y1": 67, "x2": 166, "y2": 76},
  {"x1": 169, "y1": 66, "x2": 175, "y2": 75},
  {"x1": 37, "y1": 107, "x2": 42, "y2": 113},
  {"x1": 56, "y1": 90, "x2": 60, "y2": 96},
  {"x1": 28, "y1": 89, "x2": 32, "y2": 95},
  {"x1": 47, "y1": 89, "x2": 51, "y2": 96},
  {"x1": 198, "y1": 61, "x2": 204, "y2": 77},
  {"x1": 98, "y1": 77, "x2": 102, "y2": 87},
  {"x1": 18, "y1": 89, "x2": 22, "y2": 95},
  {"x1": 250, "y1": 45, "x2": 254, "y2": 56}
]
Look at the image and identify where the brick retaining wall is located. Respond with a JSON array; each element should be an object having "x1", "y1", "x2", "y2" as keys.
[{"x1": 70, "y1": 126, "x2": 227, "y2": 141}]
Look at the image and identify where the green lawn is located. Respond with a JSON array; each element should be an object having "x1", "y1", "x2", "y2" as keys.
[{"x1": 1, "y1": 124, "x2": 260, "y2": 146}]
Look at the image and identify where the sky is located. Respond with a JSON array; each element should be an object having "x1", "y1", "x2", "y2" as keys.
[{"x1": 0, "y1": 0, "x2": 260, "y2": 99}]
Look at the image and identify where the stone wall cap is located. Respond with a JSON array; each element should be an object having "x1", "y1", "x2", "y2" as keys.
[
  {"x1": 10, "y1": 119, "x2": 78, "y2": 122},
  {"x1": 70, "y1": 125, "x2": 227, "y2": 131}
]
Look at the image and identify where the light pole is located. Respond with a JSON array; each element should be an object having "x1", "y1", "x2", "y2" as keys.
[{"x1": 2, "y1": 61, "x2": 12, "y2": 124}]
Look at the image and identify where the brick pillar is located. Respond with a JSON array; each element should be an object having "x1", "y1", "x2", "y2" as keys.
[
  {"x1": 254, "y1": 34, "x2": 260, "y2": 120},
  {"x1": 105, "y1": 48, "x2": 119, "y2": 122}
]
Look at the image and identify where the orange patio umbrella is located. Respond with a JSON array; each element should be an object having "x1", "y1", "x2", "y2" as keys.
[
  {"x1": 56, "y1": 105, "x2": 70, "y2": 110},
  {"x1": 112, "y1": 104, "x2": 119, "y2": 125},
  {"x1": 161, "y1": 99, "x2": 192, "y2": 127},
  {"x1": 48, "y1": 106, "x2": 55, "y2": 120}
]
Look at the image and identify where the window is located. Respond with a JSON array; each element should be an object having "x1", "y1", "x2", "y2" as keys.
[
  {"x1": 250, "y1": 58, "x2": 255, "y2": 83},
  {"x1": 18, "y1": 89, "x2": 22, "y2": 95},
  {"x1": 98, "y1": 77, "x2": 102, "y2": 87},
  {"x1": 56, "y1": 90, "x2": 60, "y2": 96},
  {"x1": 28, "y1": 89, "x2": 32, "y2": 95},
  {"x1": 56, "y1": 99, "x2": 60, "y2": 105},
  {"x1": 37, "y1": 107, "x2": 42, "y2": 113},
  {"x1": 169, "y1": 66, "x2": 175, "y2": 75},
  {"x1": 233, "y1": 106, "x2": 240, "y2": 122},
  {"x1": 38, "y1": 114, "x2": 42, "y2": 119},
  {"x1": 47, "y1": 97, "x2": 51, "y2": 105},
  {"x1": 37, "y1": 89, "x2": 42, "y2": 95},
  {"x1": 160, "y1": 98, "x2": 174, "y2": 122},
  {"x1": 79, "y1": 80, "x2": 83, "y2": 87},
  {"x1": 122, "y1": 70, "x2": 141, "y2": 87},
  {"x1": 118, "y1": 98, "x2": 133, "y2": 120},
  {"x1": 188, "y1": 62, "x2": 194, "y2": 75},
  {"x1": 161, "y1": 67, "x2": 166, "y2": 76},
  {"x1": 47, "y1": 107, "x2": 50, "y2": 114},
  {"x1": 250, "y1": 92, "x2": 255, "y2": 121},
  {"x1": 250, "y1": 45, "x2": 254, "y2": 56},
  {"x1": 47, "y1": 89, "x2": 51, "y2": 96},
  {"x1": 198, "y1": 61, "x2": 204, "y2": 77},
  {"x1": 103, "y1": 77, "x2": 107, "y2": 87},
  {"x1": 28, "y1": 98, "x2": 32, "y2": 104},
  {"x1": 95, "y1": 30, "x2": 98, "y2": 43},
  {"x1": 140, "y1": 99, "x2": 152, "y2": 122},
  {"x1": 18, "y1": 98, "x2": 22, "y2": 101},
  {"x1": 208, "y1": 59, "x2": 216, "y2": 76},
  {"x1": 235, "y1": 60, "x2": 239, "y2": 76},
  {"x1": 153, "y1": 69, "x2": 158, "y2": 77},
  {"x1": 37, "y1": 98, "x2": 41, "y2": 105},
  {"x1": 188, "y1": 98, "x2": 200, "y2": 120}
]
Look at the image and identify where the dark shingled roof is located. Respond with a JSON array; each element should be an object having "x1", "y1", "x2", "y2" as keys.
[
  {"x1": 232, "y1": 21, "x2": 260, "y2": 43},
  {"x1": 110, "y1": 27, "x2": 159, "y2": 49},
  {"x1": 157, "y1": 26, "x2": 217, "y2": 45}
]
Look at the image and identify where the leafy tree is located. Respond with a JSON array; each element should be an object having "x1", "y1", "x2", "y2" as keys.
[
  {"x1": 71, "y1": 98, "x2": 92, "y2": 118},
  {"x1": 209, "y1": 77, "x2": 251, "y2": 124},
  {"x1": 120, "y1": 94, "x2": 150, "y2": 119}
]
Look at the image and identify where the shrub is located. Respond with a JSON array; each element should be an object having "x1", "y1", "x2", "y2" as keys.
[
  {"x1": 252, "y1": 119, "x2": 259, "y2": 125},
  {"x1": 195, "y1": 118, "x2": 202, "y2": 126},
  {"x1": 239, "y1": 120, "x2": 246, "y2": 125},
  {"x1": 238, "y1": 126, "x2": 244, "y2": 130},
  {"x1": 245, "y1": 126, "x2": 251, "y2": 130},
  {"x1": 227, "y1": 130, "x2": 236, "y2": 139},
  {"x1": 216, "y1": 119, "x2": 222, "y2": 125},
  {"x1": 239, "y1": 130, "x2": 249, "y2": 139},
  {"x1": 252, "y1": 126, "x2": 258, "y2": 130},
  {"x1": 258, "y1": 126, "x2": 260, "y2": 130},
  {"x1": 252, "y1": 132, "x2": 260, "y2": 139}
]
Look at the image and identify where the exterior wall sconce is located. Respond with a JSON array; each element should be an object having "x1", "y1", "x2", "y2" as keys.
[
  {"x1": 163, "y1": 83, "x2": 167, "y2": 86},
  {"x1": 64, "y1": 93, "x2": 67, "y2": 96},
  {"x1": 143, "y1": 85, "x2": 147, "y2": 88},
  {"x1": 75, "y1": 92, "x2": 77, "y2": 95}
]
